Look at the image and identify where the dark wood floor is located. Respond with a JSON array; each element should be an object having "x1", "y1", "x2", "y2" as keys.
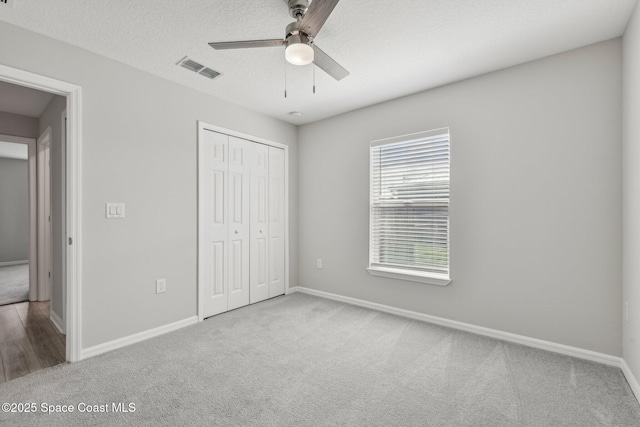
[{"x1": 0, "y1": 301, "x2": 66, "y2": 384}]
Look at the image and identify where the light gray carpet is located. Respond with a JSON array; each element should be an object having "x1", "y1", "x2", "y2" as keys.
[
  {"x1": 0, "y1": 293, "x2": 639, "y2": 426},
  {"x1": 0, "y1": 264, "x2": 29, "y2": 306}
]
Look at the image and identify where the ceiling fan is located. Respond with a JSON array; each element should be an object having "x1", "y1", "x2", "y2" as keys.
[{"x1": 208, "y1": 0, "x2": 349, "y2": 81}]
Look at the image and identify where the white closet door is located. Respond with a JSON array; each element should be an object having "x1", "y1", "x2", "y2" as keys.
[
  {"x1": 227, "y1": 137, "x2": 251, "y2": 310},
  {"x1": 250, "y1": 143, "x2": 270, "y2": 304},
  {"x1": 199, "y1": 131, "x2": 229, "y2": 318},
  {"x1": 268, "y1": 146, "x2": 286, "y2": 297}
]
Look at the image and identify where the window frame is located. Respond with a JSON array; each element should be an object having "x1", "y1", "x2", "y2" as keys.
[{"x1": 367, "y1": 128, "x2": 451, "y2": 286}]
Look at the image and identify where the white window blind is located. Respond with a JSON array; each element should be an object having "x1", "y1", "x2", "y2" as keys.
[{"x1": 369, "y1": 128, "x2": 450, "y2": 283}]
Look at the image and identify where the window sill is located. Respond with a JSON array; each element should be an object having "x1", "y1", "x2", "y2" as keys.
[{"x1": 366, "y1": 266, "x2": 451, "y2": 286}]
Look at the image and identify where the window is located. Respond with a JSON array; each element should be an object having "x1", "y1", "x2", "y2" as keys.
[{"x1": 368, "y1": 128, "x2": 450, "y2": 286}]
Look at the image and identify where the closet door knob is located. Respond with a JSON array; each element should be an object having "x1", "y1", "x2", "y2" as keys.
[{"x1": 234, "y1": 230, "x2": 238, "y2": 234}]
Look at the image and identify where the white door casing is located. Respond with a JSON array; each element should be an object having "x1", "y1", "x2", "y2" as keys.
[
  {"x1": 59, "y1": 109, "x2": 67, "y2": 333},
  {"x1": 250, "y1": 143, "x2": 269, "y2": 304},
  {"x1": 268, "y1": 147, "x2": 285, "y2": 298},
  {"x1": 37, "y1": 127, "x2": 53, "y2": 302},
  {"x1": 227, "y1": 137, "x2": 251, "y2": 311}
]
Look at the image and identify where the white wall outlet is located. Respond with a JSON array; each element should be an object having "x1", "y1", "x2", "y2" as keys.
[
  {"x1": 156, "y1": 278, "x2": 167, "y2": 294},
  {"x1": 316, "y1": 258, "x2": 323, "y2": 269},
  {"x1": 624, "y1": 301, "x2": 629, "y2": 323},
  {"x1": 106, "y1": 202, "x2": 125, "y2": 218}
]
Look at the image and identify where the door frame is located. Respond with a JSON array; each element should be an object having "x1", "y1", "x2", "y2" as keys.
[
  {"x1": 59, "y1": 109, "x2": 67, "y2": 333},
  {"x1": 0, "y1": 134, "x2": 37, "y2": 301},
  {"x1": 197, "y1": 121, "x2": 290, "y2": 322},
  {"x1": 0, "y1": 64, "x2": 83, "y2": 362},
  {"x1": 37, "y1": 127, "x2": 52, "y2": 302}
]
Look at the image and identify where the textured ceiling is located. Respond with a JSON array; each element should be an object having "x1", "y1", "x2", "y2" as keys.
[
  {"x1": 0, "y1": 0, "x2": 637, "y2": 124},
  {"x1": 0, "y1": 80, "x2": 53, "y2": 117}
]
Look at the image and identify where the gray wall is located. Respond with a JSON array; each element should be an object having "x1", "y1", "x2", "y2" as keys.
[
  {"x1": 0, "y1": 111, "x2": 38, "y2": 139},
  {"x1": 0, "y1": 157, "x2": 29, "y2": 263},
  {"x1": 623, "y1": 2, "x2": 640, "y2": 386},
  {"x1": 298, "y1": 39, "x2": 622, "y2": 356},
  {"x1": 0, "y1": 22, "x2": 298, "y2": 349},
  {"x1": 38, "y1": 95, "x2": 66, "y2": 323},
  {"x1": 0, "y1": 110, "x2": 35, "y2": 264}
]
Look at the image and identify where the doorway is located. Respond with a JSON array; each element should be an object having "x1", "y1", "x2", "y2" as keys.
[
  {"x1": 0, "y1": 93, "x2": 66, "y2": 383},
  {"x1": 0, "y1": 64, "x2": 82, "y2": 373},
  {"x1": 0, "y1": 138, "x2": 34, "y2": 306}
]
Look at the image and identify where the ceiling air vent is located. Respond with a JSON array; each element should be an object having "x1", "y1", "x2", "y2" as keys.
[
  {"x1": 199, "y1": 68, "x2": 220, "y2": 80},
  {"x1": 0, "y1": 0, "x2": 15, "y2": 7},
  {"x1": 176, "y1": 56, "x2": 221, "y2": 80}
]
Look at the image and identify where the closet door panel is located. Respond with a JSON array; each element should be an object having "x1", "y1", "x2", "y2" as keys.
[
  {"x1": 227, "y1": 137, "x2": 251, "y2": 310},
  {"x1": 199, "y1": 131, "x2": 229, "y2": 318},
  {"x1": 250, "y1": 143, "x2": 270, "y2": 304},
  {"x1": 268, "y1": 146, "x2": 286, "y2": 297}
]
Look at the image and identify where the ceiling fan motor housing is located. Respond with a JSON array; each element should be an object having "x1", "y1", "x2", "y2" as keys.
[
  {"x1": 286, "y1": 32, "x2": 311, "y2": 48},
  {"x1": 285, "y1": 21, "x2": 311, "y2": 43}
]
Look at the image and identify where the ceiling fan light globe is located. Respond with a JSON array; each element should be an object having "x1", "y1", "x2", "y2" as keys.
[{"x1": 285, "y1": 43, "x2": 314, "y2": 66}]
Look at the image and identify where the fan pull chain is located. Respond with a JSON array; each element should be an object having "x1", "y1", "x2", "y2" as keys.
[
  {"x1": 284, "y1": 57, "x2": 288, "y2": 98},
  {"x1": 313, "y1": 64, "x2": 316, "y2": 94}
]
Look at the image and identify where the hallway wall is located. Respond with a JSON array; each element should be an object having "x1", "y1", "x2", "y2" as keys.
[{"x1": 0, "y1": 157, "x2": 29, "y2": 263}]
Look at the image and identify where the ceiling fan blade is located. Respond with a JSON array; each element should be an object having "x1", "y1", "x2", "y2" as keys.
[
  {"x1": 312, "y1": 44, "x2": 349, "y2": 81},
  {"x1": 209, "y1": 39, "x2": 284, "y2": 50},
  {"x1": 299, "y1": 0, "x2": 340, "y2": 38}
]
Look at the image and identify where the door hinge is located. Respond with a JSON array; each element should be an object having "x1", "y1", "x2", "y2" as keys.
[
  {"x1": 68, "y1": 237, "x2": 73, "y2": 245},
  {"x1": 48, "y1": 271, "x2": 51, "y2": 278}
]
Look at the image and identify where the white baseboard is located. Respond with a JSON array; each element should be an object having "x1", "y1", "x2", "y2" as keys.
[
  {"x1": 49, "y1": 309, "x2": 65, "y2": 335},
  {"x1": 81, "y1": 316, "x2": 198, "y2": 360},
  {"x1": 287, "y1": 287, "x2": 622, "y2": 367},
  {"x1": 621, "y1": 360, "x2": 640, "y2": 403},
  {"x1": 0, "y1": 260, "x2": 28, "y2": 267}
]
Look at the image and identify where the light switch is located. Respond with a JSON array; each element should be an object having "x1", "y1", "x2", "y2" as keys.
[{"x1": 106, "y1": 202, "x2": 125, "y2": 219}]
